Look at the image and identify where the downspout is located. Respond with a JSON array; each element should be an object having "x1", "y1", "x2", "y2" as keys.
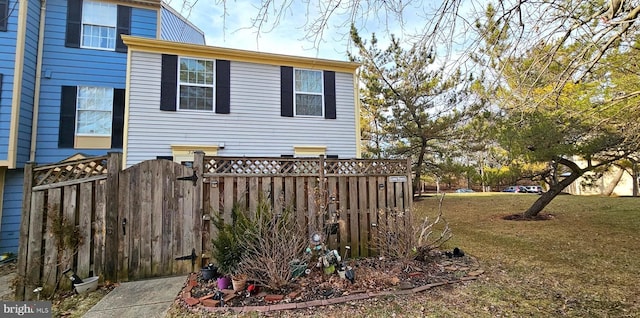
[{"x1": 29, "y1": 0, "x2": 46, "y2": 162}]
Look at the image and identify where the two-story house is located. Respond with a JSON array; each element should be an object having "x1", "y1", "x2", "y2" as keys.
[
  {"x1": 121, "y1": 35, "x2": 361, "y2": 167},
  {"x1": 0, "y1": 0, "x2": 205, "y2": 254}
]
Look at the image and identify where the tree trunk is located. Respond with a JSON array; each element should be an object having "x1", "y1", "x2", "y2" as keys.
[
  {"x1": 413, "y1": 142, "x2": 427, "y2": 195},
  {"x1": 603, "y1": 166, "x2": 624, "y2": 196},
  {"x1": 523, "y1": 170, "x2": 582, "y2": 217},
  {"x1": 632, "y1": 159, "x2": 638, "y2": 197}
]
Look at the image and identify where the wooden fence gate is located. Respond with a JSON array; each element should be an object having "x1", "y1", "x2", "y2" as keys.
[
  {"x1": 15, "y1": 152, "x2": 412, "y2": 300},
  {"x1": 117, "y1": 159, "x2": 201, "y2": 281}
]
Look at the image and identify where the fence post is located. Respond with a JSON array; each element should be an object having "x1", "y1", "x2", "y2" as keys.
[
  {"x1": 193, "y1": 151, "x2": 204, "y2": 269},
  {"x1": 406, "y1": 157, "x2": 413, "y2": 207},
  {"x1": 104, "y1": 152, "x2": 122, "y2": 282},
  {"x1": 14, "y1": 162, "x2": 35, "y2": 300}
]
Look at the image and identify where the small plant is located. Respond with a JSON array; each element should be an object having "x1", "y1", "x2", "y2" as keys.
[
  {"x1": 235, "y1": 199, "x2": 308, "y2": 290},
  {"x1": 371, "y1": 194, "x2": 452, "y2": 261},
  {"x1": 211, "y1": 204, "x2": 253, "y2": 276}
]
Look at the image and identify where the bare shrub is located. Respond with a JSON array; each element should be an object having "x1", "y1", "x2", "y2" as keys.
[
  {"x1": 371, "y1": 194, "x2": 452, "y2": 261},
  {"x1": 236, "y1": 200, "x2": 308, "y2": 291}
]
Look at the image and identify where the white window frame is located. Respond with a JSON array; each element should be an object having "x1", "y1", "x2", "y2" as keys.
[
  {"x1": 177, "y1": 56, "x2": 215, "y2": 112},
  {"x1": 75, "y1": 86, "x2": 113, "y2": 137},
  {"x1": 294, "y1": 68, "x2": 324, "y2": 117},
  {"x1": 80, "y1": 0, "x2": 117, "y2": 51}
]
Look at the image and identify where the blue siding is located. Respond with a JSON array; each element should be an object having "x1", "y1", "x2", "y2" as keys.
[
  {"x1": 131, "y1": 7, "x2": 157, "y2": 38},
  {"x1": 34, "y1": 0, "x2": 158, "y2": 164},
  {"x1": 160, "y1": 6, "x2": 205, "y2": 45},
  {"x1": 0, "y1": 0, "x2": 18, "y2": 161},
  {"x1": 15, "y1": 0, "x2": 41, "y2": 167},
  {"x1": 0, "y1": 169, "x2": 23, "y2": 254}
]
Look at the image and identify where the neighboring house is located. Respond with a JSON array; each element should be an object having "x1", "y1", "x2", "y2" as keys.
[
  {"x1": 563, "y1": 161, "x2": 638, "y2": 196},
  {"x1": 122, "y1": 35, "x2": 361, "y2": 167},
  {"x1": 0, "y1": 0, "x2": 204, "y2": 254}
]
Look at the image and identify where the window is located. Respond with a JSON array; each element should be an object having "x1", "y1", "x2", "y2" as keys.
[
  {"x1": 179, "y1": 57, "x2": 214, "y2": 111},
  {"x1": 59, "y1": 86, "x2": 124, "y2": 149},
  {"x1": 281, "y1": 67, "x2": 336, "y2": 119},
  {"x1": 76, "y1": 86, "x2": 113, "y2": 136},
  {"x1": 81, "y1": 0, "x2": 117, "y2": 50},
  {"x1": 294, "y1": 69, "x2": 323, "y2": 116},
  {"x1": 0, "y1": 0, "x2": 8, "y2": 32}
]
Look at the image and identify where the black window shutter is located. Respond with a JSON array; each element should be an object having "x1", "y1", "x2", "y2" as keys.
[
  {"x1": 323, "y1": 71, "x2": 336, "y2": 119},
  {"x1": 111, "y1": 89, "x2": 125, "y2": 148},
  {"x1": 115, "y1": 6, "x2": 131, "y2": 53},
  {"x1": 59, "y1": 86, "x2": 78, "y2": 148},
  {"x1": 215, "y1": 60, "x2": 230, "y2": 114},
  {"x1": 0, "y1": 0, "x2": 8, "y2": 32},
  {"x1": 160, "y1": 54, "x2": 178, "y2": 111},
  {"x1": 0, "y1": 74, "x2": 3, "y2": 101},
  {"x1": 65, "y1": 0, "x2": 82, "y2": 48},
  {"x1": 281, "y1": 66, "x2": 294, "y2": 117}
]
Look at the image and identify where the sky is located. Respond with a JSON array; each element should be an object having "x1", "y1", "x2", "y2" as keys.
[{"x1": 164, "y1": 0, "x2": 438, "y2": 62}]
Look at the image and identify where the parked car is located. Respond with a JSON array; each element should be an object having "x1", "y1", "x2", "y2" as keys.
[
  {"x1": 502, "y1": 186, "x2": 527, "y2": 193},
  {"x1": 525, "y1": 185, "x2": 543, "y2": 194},
  {"x1": 455, "y1": 188, "x2": 475, "y2": 193}
]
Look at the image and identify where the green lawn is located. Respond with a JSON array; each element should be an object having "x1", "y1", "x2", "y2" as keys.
[
  {"x1": 169, "y1": 194, "x2": 640, "y2": 317},
  {"x1": 413, "y1": 193, "x2": 640, "y2": 317}
]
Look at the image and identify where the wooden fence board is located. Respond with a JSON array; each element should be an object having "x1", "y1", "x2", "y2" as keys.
[
  {"x1": 162, "y1": 163, "x2": 175, "y2": 276},
  {"x1": 151, "y1": 162, "x2": 163, "y2": 276},
  {"x1": 386, "y1": 178, "x2": 396, "y2": 234},
  {"x1": 249, "y1": 177, "x2": 259, "y2": 215},
  {"x1": 117, "y1": 168, "x2": 130, "y2": 282},
  {"x1": 42, "y1": 189, "x2": 60, "y2": 294},
  {"x1": 77, "y1": 182, "x2": 93, "y2": 278},
  {"x1": 358, "y1": 177, "x2": 369, "y2": 257},
  {"x1": 139, "y1": 162, "x2": 153, "y2": 279},
  {"x1": 93, "y1": 181, "x2": 106, "y2": 279},
  {"x1": 273, "y1": 177, "x2": 283, "y2": 214},
  {"x1": 60, "y1": 185, "x2": 77, "y2": 291},
  {"x1": 223, "y1": 177, "x2": 234, "y2": 224},
  {"x1": 348, "y1": 177, "x2": 358, "y2": 254},
  {"x1": 307, "y1": 177, "x2": 317, "y2": 233},
  {"x1": 285, "y1": 177, "x2": 294, "y2": 211},
  {"x1": 367, "y1": 176, "x2": 378, "y2": 255},
  {"x1": 129, "y1": 168, "x2": 141, "y2": 280},
  {"x1": 338, "y1": 176, "x2": 348, "y2": 252},
  {"x1": 25, "y1": 191, "x2": 44, "y2": 300},
  {"x1": 295, "y1": 177, "x2": 306, "y2": 228}
]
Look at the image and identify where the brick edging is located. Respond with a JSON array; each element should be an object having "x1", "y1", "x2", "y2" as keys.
[{"x1": 195, "y1": 276, "x2": 478, "y2": 314}]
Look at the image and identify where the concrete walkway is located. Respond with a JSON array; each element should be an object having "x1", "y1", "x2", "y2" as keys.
[{"x1": 83, "y1": 276, "x2": 186, "y2": 318}]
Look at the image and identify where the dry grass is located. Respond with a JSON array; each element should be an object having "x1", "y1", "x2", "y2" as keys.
[{"x1": 167, "y1": 193, "x2": 640, "y2": 317}]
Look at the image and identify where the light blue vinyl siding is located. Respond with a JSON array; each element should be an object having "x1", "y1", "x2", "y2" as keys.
[
  {"x1": 0, "y1": 0, "x2": 18, "y2": 161},
  {"x1": 160, "y1": 6, "x2": 205, "y2": 45},
  {"x1": 0, "y1": 169, "x2": 24, "y2": 254},
  {"x1": 34, "y1": 0, "x2": 157, "y2": 164}
]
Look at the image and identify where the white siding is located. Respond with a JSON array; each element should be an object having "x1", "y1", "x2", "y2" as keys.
[{"x1": 126, "y1": 51, "x2": 358, "y2": 167}]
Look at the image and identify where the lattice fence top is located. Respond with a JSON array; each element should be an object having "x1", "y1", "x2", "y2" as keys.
[
  {"x1": 203, "y1": 157, "x2": 409, "y2": 176},
  {"x1": 33, "y1": 156, "x2": 109, "y2": 187}
]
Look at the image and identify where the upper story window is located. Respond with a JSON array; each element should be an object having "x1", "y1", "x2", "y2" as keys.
[
  {"x1": 294, "y1": 69, "x2": 324, "y2": 117},
  {"x1": 81, "y1": 0, "x2": 117, "y2": 50},
  {"x1": 0, "y1": 0, "x2": 8, "y2": 32},
  {"x1": 76, "y1": 86, "x2": 113, "y2": 136},
  {"x1": 179, "y1": 57, "x2": 215, "y2": 111}
]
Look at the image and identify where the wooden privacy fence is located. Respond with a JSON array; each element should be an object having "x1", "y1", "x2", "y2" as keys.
[
  {"x1": 200, "y1": 155, "x2": 414, "y2": 265},
  {"x1": 15, "y1": 152, "x2": 412, "y2": 300}
]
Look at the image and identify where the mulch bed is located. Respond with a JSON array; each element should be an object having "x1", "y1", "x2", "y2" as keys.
[{"x1": 175, "y1": 249, "x2": 483, "y2": 314}]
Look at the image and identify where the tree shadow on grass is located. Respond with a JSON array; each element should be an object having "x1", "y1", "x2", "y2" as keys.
[{"x1": 502, "y1": 213, "x2": 555, "y2": 221}]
